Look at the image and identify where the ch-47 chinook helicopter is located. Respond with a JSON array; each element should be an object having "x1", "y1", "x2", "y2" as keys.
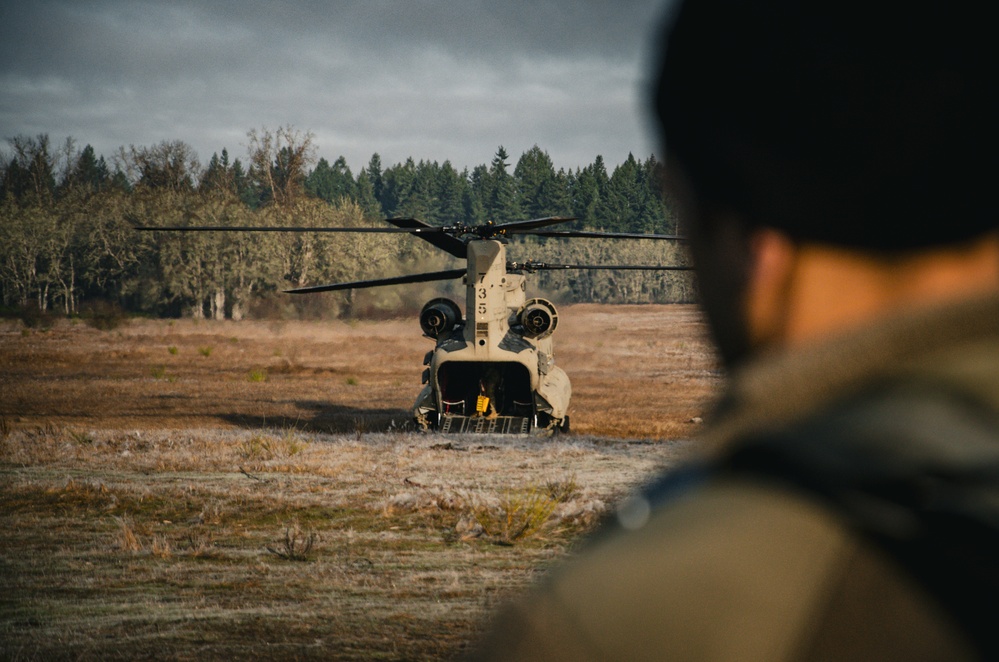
[{"x1": 139, "y1": 216, "x2": 688, "y2": 435}]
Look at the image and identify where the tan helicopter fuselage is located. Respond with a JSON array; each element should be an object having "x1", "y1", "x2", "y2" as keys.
[{"x1": 413, "y1": 239, "x2": 570, "y2": 434}]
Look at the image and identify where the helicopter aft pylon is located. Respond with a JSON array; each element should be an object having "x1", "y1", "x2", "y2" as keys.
[{"x1": 135, "y1": 215, "x2": 689, "y2": 435}]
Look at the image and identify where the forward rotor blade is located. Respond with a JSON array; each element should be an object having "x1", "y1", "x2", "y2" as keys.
[
  {"x1": 285, "y1": 268, "x2": 466, "y2": 294},
  {"x1": 526, "y1": 230, "x2": 687, "y2": 240},
  {"x1": 132, "y1": 219, "x2": 684, "y2": 242},
  {"x1": 508, "y1": 261, "x2": 693, "y2": 272},
  {"x1": 488, "y1": 216, "x2": 577, "y2": 234},
  {"x1": 385, "y1": 217, "x2": 467, "y2": 258},
  {"x1": 134, "y1": 225, "x2": 430, "y2": 234}
]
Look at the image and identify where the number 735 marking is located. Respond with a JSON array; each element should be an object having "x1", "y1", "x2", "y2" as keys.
[{"x1": 477, "y1": 287, "x2": 488, "y2": 315}]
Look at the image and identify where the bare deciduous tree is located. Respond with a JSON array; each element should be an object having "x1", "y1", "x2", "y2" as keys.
[
  {"x1": 246, "y1": 126, "x2": 316, "y2": 206},
  {"x1": 118, "y1": 141, "x2": 200, "y2": 192}
]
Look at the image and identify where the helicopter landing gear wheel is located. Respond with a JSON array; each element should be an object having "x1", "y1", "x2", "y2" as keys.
[
  {"x1": 414, "y1": 410, "x2": 437, "y2": 432},
  {"x1": 536, "y1": 412, "x2": 569, "y2": 436}
]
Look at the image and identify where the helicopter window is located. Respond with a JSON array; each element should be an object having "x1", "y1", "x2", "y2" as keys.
[{"x1": 437, "y1": 362, "x2": 533, "y2": 417}]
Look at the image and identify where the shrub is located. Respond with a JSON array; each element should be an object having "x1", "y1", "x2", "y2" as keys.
[
  {"x1": 18, "y1": 306, "x2": 57, "y2": 330},
  {"x1": 475, "y1": 486, "x2": 558, "y2": 544},
  {"x1": 266, "y1": 524, "x2": 319, "y2": 561},
  {"x1": 544, "y1": 474, "x2": 580, "y2": 503},
  {"x1": 81, "y1": 300, "x2": 127, "y2": 331}
]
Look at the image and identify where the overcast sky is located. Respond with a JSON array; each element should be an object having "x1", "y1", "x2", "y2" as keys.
[{"x1": 1, "y1": 0, "x2": 673, "y2": 175}]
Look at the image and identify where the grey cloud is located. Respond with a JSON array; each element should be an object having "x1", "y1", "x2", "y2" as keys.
[{"x1": 0, "y1": 0, "x2": 672, "y2": 173}]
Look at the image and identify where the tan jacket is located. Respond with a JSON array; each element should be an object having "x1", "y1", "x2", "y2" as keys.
[{"x1": 473, "y1": 296, "x2": 999, "y2": 661}]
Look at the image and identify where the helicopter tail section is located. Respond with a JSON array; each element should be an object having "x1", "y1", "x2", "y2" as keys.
[{"x1": 413, "y1": 359, "x2": 569, "y2": 435}]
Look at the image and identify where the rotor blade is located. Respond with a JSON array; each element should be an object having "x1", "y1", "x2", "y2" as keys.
[
  {"x1": 132, "y1": 219, "x2": 685, "y2": 242},
  {"x1": 526, "y1": 230, "x2": 687, "y2": 240},
  {"x1": 385, "y1": 217, "x2": 467, "y2": 258},
  {"x1": 508, "y1": 261, "x2": 693, "y2": 272},
  {"x1": 285, "y1": 268, "x2": 466, "y2": 294},
  {"x1": 488, "y1": 216, "x2": 577, "y2": 234},
  {"x1": 133, "y1": 225, "x2": 431, "y2": 234}
]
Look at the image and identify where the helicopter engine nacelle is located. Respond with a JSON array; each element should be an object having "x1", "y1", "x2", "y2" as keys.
[
  {"x1": 518, "y1": 298, "x2": 559, "y2": 338},
  {"x1": 420, "y1": 298, "x2": 463, "y2": 339}
]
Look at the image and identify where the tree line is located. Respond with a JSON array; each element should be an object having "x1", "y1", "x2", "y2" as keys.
[{"x1": 0, "y1": 127, "x2": 694, "y2": 321}]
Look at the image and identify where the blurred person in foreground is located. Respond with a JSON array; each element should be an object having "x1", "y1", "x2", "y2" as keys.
[{"x1": 471, "y1": 0, "x2": 999, "y2": 659}]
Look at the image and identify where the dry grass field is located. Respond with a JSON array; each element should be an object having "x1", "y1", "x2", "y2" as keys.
[{"x1": 0, "y1": 304, "x2": 720, "y2": 660}]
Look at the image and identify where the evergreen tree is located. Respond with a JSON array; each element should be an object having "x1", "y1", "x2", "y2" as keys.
[
  {"x1": 486, "y1": 146, "x2": 519, "y2": 223},
  {"x1": 108, "y1": 167, "x2": 132, "y2": 194},
  {"x1": 599, "y1": 153, "x2": 641, "y2": 232},
  {"x1": 549, "y1": 168, "x2": 573, "y2": 217},
  {"x1": 199, "y1": 152, "x2": 228, "y2": 193},
  {"x1": 461, "y1": 165, "x2": 489, "y2": 225},
  {"x1": 1, "y1": 158, "x2": 30, "y2": 201},
  {"x1": 570, "y1": 157, "x2": 609, "y2": 228},
  {"x1": 354, "y1": 170, "x2": 381, "y2": 218},
  {"x1": 464, "y1": 165, "x2": 488, "y2": 224},
  {"x1": 231, "y1": 159, "x2": 256, "y2": 207},
  {"x1": 366, "y1": 153, "x2": 385, "y2": 215},
  {"x1": 95, "y1": 156, "x2": 111, "y2": 189},
  {"x1": 380, "y1": 157, "x2": 416, "y2": 218},
  {"x1": 65, "y1": 144, "x2": 108, "y2": 194},
  {"x1": 404, "y1": 160, "x2": 437, "y2": 221},
  {"x1": 436, "y1": 161, "x2": 467, "y2": 224},
  {"x1": 640, "y1": 155, "x2": 676, "y2": 234},
  {"x1": 514, "y1": 145, "x2": 570, "y2": 218},
  {"x1": 4, "y1": 135, "x2": 57, "y2": 203},
  {"x1": 306, "y1": 156, "x2": 355, "y2": 203}
]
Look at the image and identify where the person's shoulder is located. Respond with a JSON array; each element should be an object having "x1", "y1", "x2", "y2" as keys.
[
  {"x1": 473, "y1": 478, "x2": 974, "y2": 661},
  {"x1": 552, "y1": 479, "x2": 855, "y2": 660},
  {"x1": 473, "y1": 479, "x2": 853, "y2": 661}
]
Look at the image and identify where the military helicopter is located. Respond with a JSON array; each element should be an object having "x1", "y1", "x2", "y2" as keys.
[{"x1": 138, "y1": 216, "x2": 688, "y2": 434}]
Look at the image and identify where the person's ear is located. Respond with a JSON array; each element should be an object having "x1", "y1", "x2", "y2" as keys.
[{"x1": 744, "y1": 228, "x2": 798, "y2": 347}]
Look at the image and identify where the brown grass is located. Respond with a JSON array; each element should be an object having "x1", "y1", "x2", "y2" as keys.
[
  {"x1": 0, "y1": 304, "x2": 718, "y2": 437},
  {"x1": 0, "y1": 304, "x2": 721, "y2": 660}
]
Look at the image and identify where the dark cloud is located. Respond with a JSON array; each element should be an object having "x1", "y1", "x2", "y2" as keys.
[{"x1": 0, "y1": 0, "x2": 671, "y2": 173}]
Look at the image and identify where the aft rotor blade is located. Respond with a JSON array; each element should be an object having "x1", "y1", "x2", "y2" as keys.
[
  {"x1": 285, "y1": 268, "x2": 466, "y2": 294},
  {"x1": 509, "y1": 261, "x2": 693, "y2": 272},
  {"x1": 385, "y1": 217, "x2": 467, "y2": 258},
  {"x1": 526, "y1": 230, "x2": 687, "y2": 240}
]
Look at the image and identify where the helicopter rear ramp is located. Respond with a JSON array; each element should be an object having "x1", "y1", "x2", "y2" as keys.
[{"x1": 439, "y1": 415, "x2": 532, "y2": 435}]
